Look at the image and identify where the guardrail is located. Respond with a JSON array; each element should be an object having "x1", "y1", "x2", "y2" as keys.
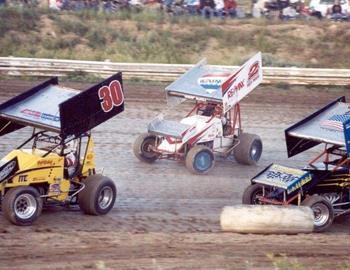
[{"x1": 1, "y1": 57, "x2": 350, "y2": 86}]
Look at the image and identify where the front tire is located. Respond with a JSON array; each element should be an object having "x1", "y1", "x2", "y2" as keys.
[
  {"x1": 133, "y1": 133, "x2": 159, "y2": 163},
  {"x1": 242, "y1": 184, "x2": 265, "y2": 204},
  {"x1": 78, "y1": 174, "x2": 117, "y2": 215},
  {"x1": 185, "y1": 145, "x2": 215, "y2": 174},
  {"x1": 2, "y1": 186, "x2": 43, "y2": 226},
  {"x1": 234, "y1": 133, "x2": 262, "y2": 165},
  {"x1": 302, "y1": 195, "x2": 334, "y2": 232}
]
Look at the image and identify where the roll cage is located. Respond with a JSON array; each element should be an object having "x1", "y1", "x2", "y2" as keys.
[{"x1": 188, "y1": 101, "x2": 242, "y2": 137}]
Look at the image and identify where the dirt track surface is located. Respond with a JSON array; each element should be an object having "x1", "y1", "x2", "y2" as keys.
[{"x1": 0, "y1": 80, "x2": 350, "y2": 270}]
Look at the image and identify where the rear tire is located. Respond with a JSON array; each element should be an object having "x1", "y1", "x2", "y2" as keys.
[
  {"x1": 78, "y1": 174, "x2": 117, "y2": 215},
  {"x1": 185, "y1": 145, "x2": 215, "y2": 174},
  {"x1": 242, "y1": 184, "x2": 265, "y2": 204},
  {"x1": 133, "y1": 133, "x2": 159, "y2": 163},
  {"x1": 3, "y1": 186, "x2": 43, "y2": 226},
  {"x1": 234, "y1": 133, "x2": 262, "y2": 165},
  {"x1": 301, "y1": 195, "x2": 334, "y2": 232}
]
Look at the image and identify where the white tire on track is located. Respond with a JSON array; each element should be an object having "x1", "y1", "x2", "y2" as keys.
[{"x1": 220, "y1": 205, "x2": 314, "y2": 234}]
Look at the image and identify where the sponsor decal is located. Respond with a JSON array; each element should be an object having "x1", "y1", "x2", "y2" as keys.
[
  {"x1": 37, "y1": 160, "x2": 54, "y2": 166},
  {"x1": 18, "y1": 175, "x2": 28, "y2": 182},
  {"x1": 99, "y1": 80, "x2": 124, "y2": 113},
  {"x1": 321, "y1": 113, "x2": 350, "y2": 131},
  {"x1": 21, "y1": 109, "x2": 60, "y2": 122},
  {"x1": 226, "y1": 80, "x2": 245, "y2": 98},
  {"x1": 49, "y1": 183, "x2": 60, "y2": 194},
  {"x1": 287, "y1": 174, "x2": 312, "y2": 194},
  {"x1": 247, "y1": 61, "x2": 260, "y2": 86},
  {"x1": 0, "y1": 160, "x2": 17, "y2": 182},
  {"x1": 198, "y1": 73, "x2": 231, "y2": 90},
  {"x1": 253, "y1": 164, "x2": 312, "y2": 194},
  {"x1": 33, "y1": 177, "x2": 45, "y2": 182}
]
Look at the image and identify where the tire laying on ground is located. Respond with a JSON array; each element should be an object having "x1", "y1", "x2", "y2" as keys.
[
  {"x1": 220, "y1": 205, "x2": 314, "y2": 234},
  {"x1": 234, "y1": 133, "x2": 262, "y2": 165}
]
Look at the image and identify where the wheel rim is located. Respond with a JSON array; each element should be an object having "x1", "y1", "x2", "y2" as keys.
[
  {"x1": 250, "y1": 140, "x2": 262, "y2": 162},
  {"x1": 251, "y1": 187, "x2": 264, "y2": 204},
  {"x1": 98, "y1": 186, "x2": 114, "y2": 210},
  {"x1": 14, "y1": 194, "x2": 37, "y2": 220},
  {"x1": 312, "y1": 203, "x2": 330, "y2": 227},
  {"x1": 194, "y1": 151, "x2": 212, "y2": 172},
  {"x1": 141, "y1": 138, "x2": 156, "y2": 158}
]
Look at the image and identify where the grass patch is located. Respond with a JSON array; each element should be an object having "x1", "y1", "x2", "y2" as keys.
[
  {"x1": 55, "y1": 17, "x2": 89, "y2": 36},
  {"x1": 267, "y1": 253, "x2": 308, "y2": 270},
  {"x1": 0, "y1": 7, "x2": 350, "y2": 68},
  {"x1": 0, "y1": 7, "x2": 40, "y2": 37}
]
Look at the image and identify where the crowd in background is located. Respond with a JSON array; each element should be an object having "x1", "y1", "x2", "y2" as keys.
[{"x1": 1, "y1": 0, "x2": 350, "y2": 20}]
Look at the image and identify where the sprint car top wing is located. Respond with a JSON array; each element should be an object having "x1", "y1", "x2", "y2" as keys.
[
  {"x1": 285, "y1": 96, "x2": 350, "y2": 157},
  {"x1": 0, "y1": 73, "x2": 124, "y2": 138},
  {"x1": 165, "y1": 52, "x2": 262, "y2": 113}
]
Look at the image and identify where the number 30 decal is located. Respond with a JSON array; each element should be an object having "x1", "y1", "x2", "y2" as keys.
[{"x1": 98, "y1": 80, "x2": 124, "y2": 113}]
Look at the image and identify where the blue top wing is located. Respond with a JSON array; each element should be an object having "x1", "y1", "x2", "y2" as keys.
[{"x1": 252, "y1": 164, "x2": 312, "y2": 194}]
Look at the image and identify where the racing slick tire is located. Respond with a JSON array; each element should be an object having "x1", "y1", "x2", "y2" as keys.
[
  {"x1": 133, "y1": 133, "x2": 159, "y2": 163},
  {"x1": 301, "y1": 195, "x2": 334, "y2": 232},
  {"x1": 185, "y1": 145, "x2": 215, "y2": 174},
  {"x1": 242, "y1": 184, "x2": 265, "y2": 204},
  {"x1": 220, "y1": 205, "x2": 314, "y2": 234},
  {"x1": 79, "y1": 174, "x2": 117, "y2": 215},
  {"x1": 234, "y1": 133, "x2": 262, "y2": 165},
  {"x1": 2, "y1": 186, "x2": 43, "y2": 226}
]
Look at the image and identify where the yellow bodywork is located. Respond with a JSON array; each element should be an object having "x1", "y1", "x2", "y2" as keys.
[{"x1": 0, "y1": 137, "x2": 96, "y2": 202}]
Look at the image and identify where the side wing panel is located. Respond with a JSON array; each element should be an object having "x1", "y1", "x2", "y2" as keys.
[
  {"x1": 343, "y1": 118, "x2": 350, "y2": 157},
  {"x1": 59, "y1": 73, "x2": 125, "y2": 138},
  {"x1": 221, "y1": 52, "x2": 263, "y2": 113}
]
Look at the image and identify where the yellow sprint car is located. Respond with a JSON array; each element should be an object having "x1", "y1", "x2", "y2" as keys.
[{"x1": 0, "y1": 73, "x2": 124, "y2": 225}]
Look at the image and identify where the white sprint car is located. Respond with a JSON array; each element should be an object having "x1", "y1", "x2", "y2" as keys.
[{"x1": 134, "y1": 52, "x2": 263, "y2": 174}]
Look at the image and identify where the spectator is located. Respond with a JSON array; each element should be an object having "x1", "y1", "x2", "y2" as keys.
[
  {"x1": 329, "y1": 0, "x2": 343, "y2": 20},
  {"x1": 48, "y1": 0, "x2": 62, "y2": 10},
  {"x1": 164, "y1": 0, "x2": 174, "y2": 12},
  {"x1": 200, "y1": 0, "x2": 215, "y2": 18},
  {"x1": 173, "y1": 0, "x2": 185, "y2": 15},
  {"x1": 102, "y1": 0, "x2": 112, "y2": 12},
  {"x1": 185, "y1": 0, "x2": 199, "y2": 14},
  {"x1": 294, "y1": 0, "x2": 309, "y2": 19},
  {"x1": 281, "y1": 4, "x2": 297, "y2": 19},
  {"x1": 214, "y1": 0, "x2": 224, "y2": 18},
  {"x1": 224, "y1": 0, "x2": 237, "y2": 17},
  {"x1": 72, "y1": 0, "x2": 85, "y2": 11}
]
